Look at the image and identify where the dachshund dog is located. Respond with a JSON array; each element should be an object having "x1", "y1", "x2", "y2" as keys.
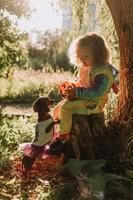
[{"x1": 21, "y1": 97, "x2": 60, "y2": 176}]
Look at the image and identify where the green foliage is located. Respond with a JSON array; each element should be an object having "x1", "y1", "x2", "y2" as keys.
[
  {"x1": 88, "y1": 174, "x2": 105, "y2": 192},
  {"x1": 36, "y1": 184, "x2": 55, "y2": 200},
  {"x1": 5, "y1": 83, "x2": 49, "y2": 103},
  {"x1": 48, "y1": 86, "x2": 62, "y2": 103},
  {"x1": 0, "y1": 77, "x2": 62, "y2": 104},
  {"x1": 61, "y1": 159, "x2": 106, "y2": 176},
  {"x1": 0, "y1": 109, "x2": 35, "y2": 167},
  {"x1": 55, "y1": 0, "x2": 89, "y2": 33},
  {"x1": 55, "y1": 183, "x2": 76, "y2": 200},
  {"x1": 66, "y1": 0, "x2": 87, "y2": 30},
  {"x1": 96, "y1": 0, "x2": 119, "y2": 67},
  {"x1": 0, "y1": 12, "x2": 28, "y2": 77},
  {"x1": 126, "y1": 170, "x2": 133, "y2": 181},
  {"x1": 31, "y1": 30, "x2": 74, "y2": 72},
  {"x1": 58, "y1": 159, "x2": 106, "y2": 199},
  {"x1": 57, "y1": 159, "x2": 133, "y2": 200},
  {"x1": 0, "y1": 0, "x2": 30, "y2": 17},
  {"x1": 61, "y1": 159, "x2": 89, "y2": 176},
  {"x1": 28, "y1": 44, "x2": 45, "y2": 70}
]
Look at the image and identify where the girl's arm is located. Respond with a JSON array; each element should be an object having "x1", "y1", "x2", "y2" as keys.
[{"x1": 75, "y1": 74, "x2": 112, "y2": 101}]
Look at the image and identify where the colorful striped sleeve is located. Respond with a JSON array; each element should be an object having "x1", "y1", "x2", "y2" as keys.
[{"x1": 75, "y1": 74, "x2": 112, "y2": 101}]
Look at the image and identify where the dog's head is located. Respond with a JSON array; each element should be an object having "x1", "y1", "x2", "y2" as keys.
[{"x1": 33, "y1": 97, "x2": 54, "y2": 113}]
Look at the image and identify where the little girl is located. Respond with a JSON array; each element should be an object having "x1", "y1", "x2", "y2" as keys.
[{"x1": 53, "y1": 33, "x2": 119, "y2": 141}]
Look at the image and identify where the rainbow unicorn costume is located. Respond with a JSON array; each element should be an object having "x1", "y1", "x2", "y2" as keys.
[{"x1": 53, "y1": 64, "x2": 118, "y2": 135}]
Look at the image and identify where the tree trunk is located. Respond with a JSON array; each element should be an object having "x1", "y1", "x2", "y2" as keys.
[
  {"x1": 106, "y1": 0, "x2": 133, "y2": 133},
  {"x1": 70, "y1": 113, "x2": 108, "y2": 160},
  {"x1": 70, "y1": 113, "x2": 128, "y2": 160}
]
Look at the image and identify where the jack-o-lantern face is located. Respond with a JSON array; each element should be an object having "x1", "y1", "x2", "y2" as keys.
[{"x1": 59, "y1": 81, "x2": 76, "y2": 98}]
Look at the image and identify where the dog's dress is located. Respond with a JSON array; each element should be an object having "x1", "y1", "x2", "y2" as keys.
[
  {"x1": 19, "y1": 118, "x2": 53, "y2": 158},
  {"x1": 53, "y1": 64, "x2": 118, "y2": 135}
]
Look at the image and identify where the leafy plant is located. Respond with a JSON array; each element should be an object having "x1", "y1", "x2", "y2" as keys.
[
  {"x1": 0, "y1": 0, "x2": 30, "y2": 17},
  {"x1": 57, "y1": 159, "x2": 133, "y2": 200},
  {"x1": 33, "y1": 30, "x2": 74, "y2": 72},
  {"x1": 55, "y1": 183, "x2": 77, "y2": 200},
  {"x1": 0, "y1": 110, "x2": 35, "y2": 167},
  {"x1": 0, "y1": 11, "x2": 28, "y2": 77},
  {"x1": 36, "y1": 185, "x2": 55, "y2": 200}
]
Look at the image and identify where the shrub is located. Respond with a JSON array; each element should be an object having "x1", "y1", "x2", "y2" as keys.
[
  {"x1": 29, "y1": 30, "x2": 74, "y2": 72},
  {"x1": 0, "y1": 109, "x2": 35, "y2": 168},
  {"x1": 0, "y1": 11, "x2": 28, "y2": 78},
  {"x1": 29, "y1": 58, "x2": 44, "y2": 70},
  {"x1": 0, "y1": 69, "x2": 68, "y2": 103}
]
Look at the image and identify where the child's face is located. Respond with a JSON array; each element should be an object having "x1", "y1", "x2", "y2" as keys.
[{"x1": 77, "y1": 46, "x2": 94, "y2": 67}]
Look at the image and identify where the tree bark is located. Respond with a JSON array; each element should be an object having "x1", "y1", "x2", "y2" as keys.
[
  {"x1": 106, "y1": 0, "x2": 133, "y2": 133},
  {"x1": 70, "y1": 114, "x2": 128, "y2": 160},
  {"x1": 70, "y1": 113, "x2": 106, "y2": 160}
]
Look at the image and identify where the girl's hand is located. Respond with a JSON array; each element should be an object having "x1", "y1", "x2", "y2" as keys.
[{"x1": 64, "y1": 88, "x2": 76, "y2": 100}]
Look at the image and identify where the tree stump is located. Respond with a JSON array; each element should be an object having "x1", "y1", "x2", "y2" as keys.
[{"x1": 70, "y1": 113, "x2": 107, "y2": 160}]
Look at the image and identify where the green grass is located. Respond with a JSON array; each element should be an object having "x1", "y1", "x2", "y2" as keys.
[
  {"x1": 0, "y1": 68, "x2": 73, "y2": 103},
  {"x1": 0, "y1": 109, "x2": 35, "y2": 167}
]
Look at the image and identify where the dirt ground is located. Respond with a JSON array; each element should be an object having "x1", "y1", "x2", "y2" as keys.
[
  {"x1": 0, "y1": 104, "x2": 33, "y2": 115},
  {"x1": 0, "y1": 154, "x2": 69, "y2": 200}
]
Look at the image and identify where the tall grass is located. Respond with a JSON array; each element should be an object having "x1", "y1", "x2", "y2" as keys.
[{"x1": 0, "y1": 68, "x2": 74, "y2": 103}]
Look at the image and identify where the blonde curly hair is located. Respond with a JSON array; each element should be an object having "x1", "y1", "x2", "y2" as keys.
[{"x1": 68, "y1": 33, "x2": 109, "y2": 66}]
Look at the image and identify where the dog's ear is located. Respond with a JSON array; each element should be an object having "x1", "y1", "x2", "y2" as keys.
[
  {"x1": 33, "y1": 100, "x2": 39, "y2": 112},
  {"x1": 33, "y1": 103, "x2": 38, "y2": 112}
]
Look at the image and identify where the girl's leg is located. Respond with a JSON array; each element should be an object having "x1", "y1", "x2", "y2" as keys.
[
  {"x1": 57, "y1": 99, "x2": 89, "y2": 136},
  {"x1": 54, "y1": 99, "x2": 103, "y2": 139},
  {"x1": 53, "y1": 99, "x2": 67, "y2": 121},
  {"x1": 53, "y1": 99, "x2": 69, "y2": 139}
]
